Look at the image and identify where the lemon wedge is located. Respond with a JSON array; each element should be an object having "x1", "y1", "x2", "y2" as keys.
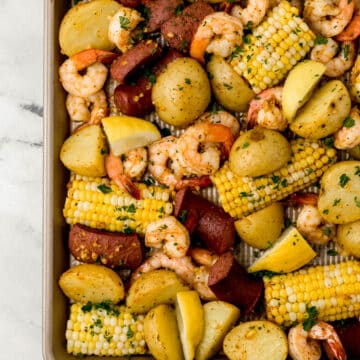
[
  {"x1": 101, "y1": 116, "x2": 161, "y2": 155},
  {"x1": 176, "y1": 290, "x2": 204, "y2": 360},
  {"x1": 248, "y1": 226, "x2": 316, "y2": 273}
]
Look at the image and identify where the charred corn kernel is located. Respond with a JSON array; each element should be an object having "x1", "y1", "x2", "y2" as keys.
[
  {"x1": 264, "y1": 261, "x2": 360, "y2": 326},
  {"x1": 65, "y1": 303, "x2": 147, "y2": 356},
  {"x1": 211, "y1": 139, "x2": 337, "y2": 219},
  {"x1": 63, "y1": 175, "x2": 173, "y2": 234},
  {"x1": 230, "y1": 1, "x2": 315, "y2": 93}
]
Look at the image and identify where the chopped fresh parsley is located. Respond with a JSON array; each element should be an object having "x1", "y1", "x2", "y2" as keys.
[
  {"x1": 143, "y1": 176, "x2": 156, "y2": 185},
  {"x1": 323, "y1": 136, "x2": 334, "y2": 148},
  {"x1": 343, "y1": 44, "x2": 350, "y2": 61},
  {"x1": 223, "y1": 83, "x2": 233, "y2": 90},
  {"x1": 339, "y1": 174, "x2": 350, "y2": 188},
  {"x1": 81, "y1": 302, "x2": 93, "y2": 313},
  {"x1": 97, "y1": 184, "x2": 112, "y2": 194},
  {"x1": 242, "y1": 142, "x2": 250, "y2": 149},
  {"x1": 119, "y1": 16, "x2": 130, "y2": 30},
  {"x1": 314, "y1": 34, "x2": 328, "y2": 45},
  {"x1": 178, "y1": 209, "x2": 188, "y2": 224},
  {"x1": 327, "y1": 249, "x2": 338, "y2": 256},
  {"x1": 354, "y1": 196, "x2": 360, "y2": 208},
  {"x1": 303, "y1": 305, "x2": 318, "y2": 331},
  {"x1": 126, "y1": 326, "x2": 134, "y2": 339},
  {"x1": 343, "y1": 116, "x2": 355, "y2": 128},
  {"x1": 184, "y1": 78, "x2": 191, "y2": 85}
]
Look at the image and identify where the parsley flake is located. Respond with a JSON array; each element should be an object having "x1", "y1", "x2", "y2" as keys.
[{"x1": 97, "y1": 184, "x2": 112, "y2": 194}]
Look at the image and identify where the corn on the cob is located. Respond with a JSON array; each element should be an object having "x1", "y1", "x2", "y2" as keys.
[
  {"x1": 66, "y1": 302, "x2": 147, "y2": 356},
  {"x1": 63, "y1": 174, "x2": 173, "y2": 234},
  {"x1": 211, "y1": 139, "x2": 337, "y2": 219},
  {"x1": 263, "y1": 261, "x2": 360, "y2": 327},
  {"x1": 230, "y1": 1, "x2": 315, "y2": 93}
]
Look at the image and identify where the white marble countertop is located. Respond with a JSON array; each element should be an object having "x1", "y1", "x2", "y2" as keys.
[{"x1": 0, "y1": 0, "x2": 43, "y2": 357}]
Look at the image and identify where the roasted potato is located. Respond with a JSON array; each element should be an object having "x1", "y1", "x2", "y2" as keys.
[
  {"x1": 235, "y1": 203, "x2": 285, "y2": 249},
  {"x1": 290, "y1": 80, "x2": 351, "y2": 139},
  {"x1": 223, "y1": 320, "x2": 288, "y2": 360},
  {"x1": 207, "y1": 55, "x2": 254, "y2": 112},
  {"x1": 59, "y1": 0, "x2": 121, "y2": 56},
  {"x1": 195, "y1": 301, "x2": 240, "y2": 360},
  {"x1": 318, "y1": 161, "x2": 360, "y2": 224},
  {"x1": 336, "y1": 220, "x2": 360, "y2": 258},
  {"x1": 152, "y1": 57, "x2": 211, "y2": 127},
  {"x1": 126, "y1": 270, "x2": 189, "y2": 313},
  {"x1": 229, "y1": 127, "x2": 291, "y2": 177},
  {"x1": 144, "y1": 304, "x2": 184, "y2": 360},
  {"x1": 58, "y1": 264, "x2": 124, "y2": 303}
]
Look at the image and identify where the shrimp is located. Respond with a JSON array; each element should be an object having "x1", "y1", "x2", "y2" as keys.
[
  {"x1": 310, "y1": 39, "x2": 356, "y2": 77},
  {"x1": 350, "y1": 55, "x2": 360, "y2": 103},
  {"x1": 196, "y1": 110, "x2": 240, "y2": 137},
  {"x1": 247, "y1": 87, "x2": 287, "y2": 131},
  {"x1": 231, "y1": 0, "x2": 270, "y2": 27},
  {"x1": 122, "y1": 147, "x2": 148, "y2": 180},
  {"x1": 296, "y1": 205, "x2": 335, "y2": 245},
  {"x1": 188, "y1": 247, "x2": 219, "y2": 267},
  {"x1": 145, "y1": 216, "x2": 190, "y2": 258},
  {"x1": 336, "y1": 7, "x2": 360, "y2": 41},
  {"x1": 303, "y1": 0, "x2": 354, "y2": 37},
  {"x1": 108, "y1": 6, "x2": 143, "y2": 53},
  {"x1": 177, "y1": 123, "x2": 234, "y2": 177},
  {"x1": 130, "y1": 251, "x2": 216, "y2": 300},
  {"x1": 105, "y1": 151, "x2": 140, "y2": 199},
  {"x1": 190, "y1": 12, "x2": 244, "y2": 64},
  {"x1": 148, "y1": 136, "x2": 212, "y2": 190},
  {"x1": 334, "y1": 107, "x2": 360, "y2": 149},
  {"x1": 65, "y1": 90, "x2": 108, "y2": 124},
  {"x1": 288, "y1": 324, "x2": 322, "y2": 360},
  {"x1": 59, "y1": 49, "x2": 117, "y2": 98}
]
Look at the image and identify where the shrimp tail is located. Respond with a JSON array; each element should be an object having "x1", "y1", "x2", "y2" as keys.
[
  {"x1": 288, "y1": 193, "x2": 318, "y2": 206},
  {"x1": 114, "y1": 175, "x2": 141, "y2": 200},
  {"x1": 206, "y1": 123, "x2": 234, "y2": 157},
  {"x1": 71, "y1": 49, "x2": 118, "y2": 70},
  {"x1": 335, "y1": 13, "x2": 360, "y2": 41},
  {"x1": 190, "y1": 37, "x2": 211, "y2": 64},
  {"x1": 177, "y1": 175, "x2": 212, "y2": 190},
  {"x1": 323, "y1": 338, "x2": 347, "y2": 360}
]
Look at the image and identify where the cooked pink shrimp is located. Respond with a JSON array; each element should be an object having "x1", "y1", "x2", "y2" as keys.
[
  {"x1": 65, "y1": 90, "x2": 108, "y2": 124},
  {"x1": 59, "y1": 49, "x2": 117, "y2": 98},
  {"x1": 145, "y1": 216, "x2": 190, "y2": 258},
  {"x1": 130, "y1": 251, "x2": 216, "y2": 300},
  {"x1": 304, "y1": 0, "x2": 354, "y2": 37},
  {"x1": 336, "y1": 6, "x2": 360, "y2": 41},
  {"x1": 108, "y1": 6, "x2": 143, "y2": 53},
  {"x1": 148, "y1": 136, "x2": 212, "y2": 190},
  {"x1": 177, "y1": 123, "x2": 234, "y2": 177},
  {"x1": 350, "y1": 55, "x2": 360, "y2": 102},
  {"x1": 334, "y1": 107, "x2": 360, "y2": 149},
  {"x1": 247, "y1": 87, "x2": 287, "y2": 130},
  {"x1": 122, "y1": 147, "x2": 148, "y2": 180},
  {"x1": 190, "y1": 12, "x2": 244, "y2": 64},
  {"x1": 231, "y1": 0, "x2": 270, "y2": 27},
  {"x1": 310, "y1": 39, "x2": 356, "y2": 77},
  {"x1": 105, "y1": 151, "x2": 140, "y2": 199},
  {"x1": 196, "y1": 110, "x2": 240, "y2": 137}
]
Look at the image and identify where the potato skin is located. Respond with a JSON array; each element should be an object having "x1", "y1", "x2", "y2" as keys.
[
  {"x1": 336, "y1": 220, "x2": 360, "y2": 258},
  {"x1": 152, "y1": 57, "x2": 211, "y2": 127},
  {"x1": 69, "y1": 224, "x2": 143, "y2": 269},
  {"x1": 229, "y1": 127, "x2": 291, "y2": 177},
  {"x1": 58, "y1": 264, "x2": 125, "y2": 303},
  {"x1": 318, "y1": 161, "x2": 360, "y2": 224},
  {"x1": 290, "y1": 80, "x2": 351, "y2": 139},
  {"x1": 235, "y1": 203, "x2": 284, "y2": 249},
  {"x1": 207, "y1": 55, "x2": 254, "y2": 112},
  {"x1": 126, "y1": 270, "x2": 189, "y2": 313},
  {"x1": 59, "y1": 0, "x2": 121, "y2": 56},
  {"x1": 223, "y1": 321, "x2": 288, "y2": 360}
]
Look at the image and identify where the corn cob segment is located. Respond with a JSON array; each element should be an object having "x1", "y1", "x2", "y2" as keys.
[
  {"x1": 264, "y1": 261, "x2": 360, "y2": 327},
  {"x1": 211, "y1": 139, "x2": 337, "y2": 219},
  {"x1": 66, "y1": 302, "x2": 147, "y2": 356},
  {"x1": 63, "y1": 174, "x2": 173, "y2": 234},
  {"x1": 230, "y1": 1, "x2": 315, "y2": 93}
]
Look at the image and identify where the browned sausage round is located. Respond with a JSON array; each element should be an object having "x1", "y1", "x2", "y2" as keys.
[
  {"x1": 69, "y1": 224, "x2": 143, "y2": 269},
  {"x1": 115, "y1": 0, "x2": 141, "y2": 7},
  {"x1": 335, "y1": 319, "x2": 360, "y2": 358},
  {"x1": 142, "y1": 0, "x2": 183, "y2": 33},
  {"x1": 110, "y1": 40, "x2": 162, "y2": 84},
  {"x1": 161, "y1": 2, "x2": 214, "y2": 52},
  {"x1": 208, "y1": 252, "x2": 263, "y2": 315},
  {"x1": 174, "y1": 188, "x2": 235, "y2": 254}
]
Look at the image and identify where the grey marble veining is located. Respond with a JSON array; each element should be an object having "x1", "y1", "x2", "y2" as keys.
[{"x1": 0, "y1": 0, "x2": 43, "y2": 358}]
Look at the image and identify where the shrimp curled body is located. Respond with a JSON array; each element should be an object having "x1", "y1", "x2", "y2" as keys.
[
  {"x1": 304, "y1": 0, "x2": 354, "y2": 37},
  {"x1": 190, "y1": 12, "x2": 244, "y2": 63},
  {"x1": 247, "y1": 87, "x2": 287, "y2": 130},
  {"x1": 122, "y1": 147, "x2": 148, "y2": 180},
  {"x1": 196, "y1": 110, "x2": 240, "y2": 137},
  {"x1": 145, "y1": 216, "x2": 190, "y2": 258},
  {"x1": 231, "y1": 0, "x2": 270, "y2": 27},
  {"x1": 334, "y1": 107, "x2": 360, "y2": 149},
  {"x1": 350, "y1": 55, "x2": 360, "y2": 103},
  {"x1": 108, "y1": 7, "x2": 143, "y2": 53},
  {"x1": 65, "y1": 90, "x2": 108, "y2": 124}
]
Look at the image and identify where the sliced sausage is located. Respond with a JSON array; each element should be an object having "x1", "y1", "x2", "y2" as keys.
[
  {"x1": 115, "y1": 0, "x2": 141, "y2": 7},
  {"x1": 110, "y1": 40, "x2": 162, "y2": 84},
  {"x1": 69, "y1": 224, "x2": 143, "y2": 269},
  {"x1": 208, "y1": 252, "x2": 263, "y2": 315},
  {"x1": 152, "y1": 48, "x2": 184, "y2": 75},
  {"x1": 335, "y1": 319, "x2": 360, "y2": 358},
  {"x1": 142, "y1": 0, "x2": 183, "y2": 33},
  {"x1": 174, "y1": 188, "x2": 235, "y2": 254},
  {"x1": 161, "y1": 2, "x2": 214, "y2": 52}
]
